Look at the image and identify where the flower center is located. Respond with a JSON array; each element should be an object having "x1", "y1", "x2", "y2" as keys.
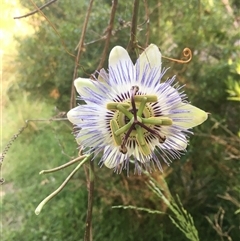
[{"x1": 106, "y1": 86, "x2": 173, "y2": 156}]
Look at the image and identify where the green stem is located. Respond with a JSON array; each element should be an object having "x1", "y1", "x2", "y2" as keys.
[
  {"x1": 35, "y1": 155, "x2": 91, "y2": 215},
  {"x1": 39, "y1": 155, "x2": 86, "y2": 174},
  {"x1": 84, "y1": 159, "x2": 94, "y2": 241}
]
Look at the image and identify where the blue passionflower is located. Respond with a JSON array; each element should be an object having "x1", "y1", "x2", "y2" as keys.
[{"x1": 67, "y1": 44, "x2": 208, "y2": 173}]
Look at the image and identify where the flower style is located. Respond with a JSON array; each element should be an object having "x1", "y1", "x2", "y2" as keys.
[{"x1": 67, "y1": 44, "x2": 208, "y2": 173}]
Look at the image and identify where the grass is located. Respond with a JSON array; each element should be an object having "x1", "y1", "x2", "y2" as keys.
[{"x1": 1, "y1": 95, "x2": 88, "y2": 241}]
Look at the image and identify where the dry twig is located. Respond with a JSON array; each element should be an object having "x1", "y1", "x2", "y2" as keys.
[
  {"x1": 96, "y1": 0, "x2": 118, "y2": 72},
  {"x1": 70, "y1": 0, "x2": 95, "y2": 109},
  {"x1": 14, "y1": 0, "x2": 57, "y2": 19},
  {"x1": 127, "y1": 0, "x2": 140, "y2": 53}
]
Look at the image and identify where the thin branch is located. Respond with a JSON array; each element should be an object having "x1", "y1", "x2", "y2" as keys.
[
  {"x1": 222, "y1": 0, "x2": 239, "y2": 28},
  {"x1": 25, "y1": 0, "x2": 77, "y2": 62},
  {"x1": 84, "y1": 160, "x2": 94, "y2": 241},
  {"x1": 210, "y1": 117, "x2": 237, "y2": 138},
  {"x1": 143, "y1": 0, "x2": 150, "y2": 47},
  {"x1": 70, "y1": 0, "x2": 95, "y2": 109},
  {"x1": 127, "y1": 0, "x2": 140, "y2": 53},
  {"x1": 14, "y1": 0, "x2": 57, "y2": 19},
  {"x1": 96, "y1": 0, "x2": 118, "y2": 72},
  {"x1": 205, "y1": 207, "x2": 233, "y2": 241},
  {"x1": 157, "y1": 0, "x2": 161, "y2": 32},
  {"x1": 217, "y1": 193, "x2": 240, "y2": 208},
  {"x1": 84, "y1": 37, "x2": 106, "y2": 46}
]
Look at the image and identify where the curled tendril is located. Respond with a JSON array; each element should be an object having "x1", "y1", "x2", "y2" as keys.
[
  {"x1": 162, "y1": 48, "x2": 192, "y2": 64},
  {"x1": 136, "y1": 45, "x2": 192, "y2": 64}
]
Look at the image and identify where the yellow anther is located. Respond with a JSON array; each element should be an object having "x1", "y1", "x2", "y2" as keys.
[
  {"x1": 142, "y1": 117, "x2": 173, "y2": 126},
  {"x1": 134, "y1": 95, "x2": 158, "y2": 103},
  {"x1": 107, "y1": 102, "x2": 130, "y2": 110}
]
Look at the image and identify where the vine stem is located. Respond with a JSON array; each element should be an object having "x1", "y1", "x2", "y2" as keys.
[
  {"x1": 127, "y1": 0, "x2": 140, "y2": 53},
  {"x1": 70, "y1": 0, "x2": 95, "y2": 109},
  {"x1": 143, "y1": 0, "x2": 150, "y2": 47},
  {"x1": 96, "y1": 0, "x2": 118, "y2": 72},
  {"x1": 84, "y1": 159, "x2": 94, "y2": 241}
]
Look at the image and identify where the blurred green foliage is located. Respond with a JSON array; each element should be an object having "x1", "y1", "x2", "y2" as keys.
[{"x1": 2, "y1": 0, "x2": 240, "y2": 241}]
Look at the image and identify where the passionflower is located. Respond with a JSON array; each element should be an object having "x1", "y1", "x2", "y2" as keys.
[{"x1": 67, "y1": 44, "x2": 207, "y2": 173}]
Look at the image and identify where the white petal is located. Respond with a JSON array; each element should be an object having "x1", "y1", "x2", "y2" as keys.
[
  {"x1": 67, "y1": 108, "x2": 82, "y2": 125},
  {"x1": 109, "y1": 46, "x2": 132, "y2": 68},
  {"x1": 171, "y1": 103, "x2": 208, "y2": 128},
  {"x1": 103, "y1": 146, "x2": 125, "y2": 168},
  {"x1": 74, "y1": 78, "x2": 99, "y2": 96},
  {"x1": 109, "y1": 46, "x2": 134, "y2": 84},
  {"x1": 76, "y1": 129, "x2": 97, "y2": 145},
  {"x1": 162, "y1": 132, "x2": 188, "y2": 151},
  {"x1": 98, "y1": 68, "x2": 109, "y2": 82},
  {"x1": 170, "y1": 136, "x2": 187, "y2": 150},
  {"x1": 138, "y1": 44, "x2": 162, "y2": 70},
  {"x1": 136, "y1": 44, "x2": 162, "y2": 84},
  {"x1": 158, "y1": 84, "x2": 182, "y2": 113}
]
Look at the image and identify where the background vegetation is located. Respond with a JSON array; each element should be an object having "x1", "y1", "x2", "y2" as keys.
[{"x1": 2, "y1": 0, "x2": 239, "y2": 240}]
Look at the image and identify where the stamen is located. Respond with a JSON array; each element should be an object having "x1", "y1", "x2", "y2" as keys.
[
  {"x1": 116, "y1": 104, "x2": 133, "y2": 119},
  {"x1": 107, "y1": 102, "x2": 130, "y2": 110},
  {"x1": 135, "y1": 125, "x2": 145, "y2": 146},
  {"x1": 134, "y1": 95, "x2": 158, "y2": 102},
  {"x1": 142, "y1": 117, "x2": 173, "y2": 126},
  {"x1": 137, "y1": 96, "x2": 147, "y2": 117},
  {"x1": 135, "y1": 125, "x2": 151, "y2": 156},
  {"x1": 110, "y1": 119, "x2": 122, "y2": 146}
]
